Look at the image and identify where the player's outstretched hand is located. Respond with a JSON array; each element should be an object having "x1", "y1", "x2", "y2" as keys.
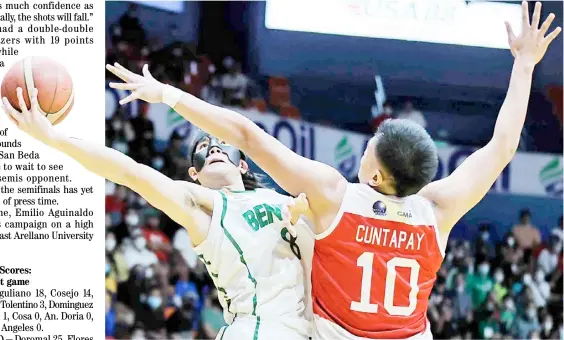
[
  {"x1": 106, "y1": 63, "x2": 165, "y2": 105},
  {"x1": 283, "y1": 193, "x2": 310, "y2": 237},
  {"x1": 505, "y1": 1, "x2": 561, "y2": 66},
  {"x1": 2, "y1": 88, "x2": 56, "y2": 144}
]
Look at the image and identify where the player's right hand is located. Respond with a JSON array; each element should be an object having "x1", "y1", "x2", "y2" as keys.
[
  {"x1": 2, "y1": 88, "x2": 56, "y2": 144},
  {"x1": 106, "y1": 63, "x2": 165, "y2": 105}
]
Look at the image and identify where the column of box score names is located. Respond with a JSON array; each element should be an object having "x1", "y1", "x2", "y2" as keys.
[{"x1": 0, "y1": 267, "x2": 94, "y2": 339}]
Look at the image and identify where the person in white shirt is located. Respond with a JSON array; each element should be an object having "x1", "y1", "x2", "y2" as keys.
[
  {"x1": 537, "y1": 233, "x2": 562, "y2": 275},
  {"x1": 121, "y1": 229, "x2": 159, "y2": 269},
  {"x1": 220, "y1": 63, "x2": 249, "y2": 106}
]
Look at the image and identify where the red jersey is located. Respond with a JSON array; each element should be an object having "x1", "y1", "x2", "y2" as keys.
[{"x1": 311, "y1": 184, "x2": 444, "y2": 339}]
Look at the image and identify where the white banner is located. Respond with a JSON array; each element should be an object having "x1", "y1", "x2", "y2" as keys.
[
  {"x1": 265, "y1": 0, "x2": 522, "y2": 49},
  {"x1": 106, "y1": 89, "x2": 563, "y2": 198}
]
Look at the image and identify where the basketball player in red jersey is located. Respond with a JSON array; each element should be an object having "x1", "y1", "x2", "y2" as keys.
[{"x1": 108, "y1": 2, "x2": 559, "y2": 338}]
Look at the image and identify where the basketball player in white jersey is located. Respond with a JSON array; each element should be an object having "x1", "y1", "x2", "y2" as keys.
[
  {"x1": 2, "y1": 89, "x2": 314, "y2": 340},
  {"x1": 107, "y1": 2, "x2": 559, "y2": 338}
]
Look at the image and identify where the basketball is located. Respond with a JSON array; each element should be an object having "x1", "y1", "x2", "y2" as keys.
[{"x1": 1, "y1": 56, "x2": 74, "y2": 125}]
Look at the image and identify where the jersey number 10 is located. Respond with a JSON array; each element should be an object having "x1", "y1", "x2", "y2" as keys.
[{"x1": 350, "y1": 252, "x2": 420, "y2": 316}]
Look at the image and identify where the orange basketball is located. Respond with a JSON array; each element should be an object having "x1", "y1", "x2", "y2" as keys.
[{"x1": 1, "y1": 56, "x2": 74, "y2": 125}]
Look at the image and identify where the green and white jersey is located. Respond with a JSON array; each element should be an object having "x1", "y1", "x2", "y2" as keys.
[{"x1": 194, "y1": 188, "x2": 311, "y2": 333}]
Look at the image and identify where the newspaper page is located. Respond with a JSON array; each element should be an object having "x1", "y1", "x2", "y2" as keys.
[{"x1": 1, "y1": 1, "x2": 563, "y2": 340}]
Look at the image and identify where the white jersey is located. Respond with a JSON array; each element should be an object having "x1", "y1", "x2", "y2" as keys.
[{"x1": 194, "y1": 188, "x2": 313, "y2": 339}]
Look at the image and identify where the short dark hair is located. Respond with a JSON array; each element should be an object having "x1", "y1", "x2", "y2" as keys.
[
  {"x1": 375, "y1": 119, "x2": 438, "y2": 197},
  {"x1": 519, "y1": 209, "x2": 531, "y2": 219}
]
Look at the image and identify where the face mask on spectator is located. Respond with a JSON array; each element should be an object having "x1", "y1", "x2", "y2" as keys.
[
  {"x1": 152, "y1": 157, "x2": 164, "y2": 170},
  {"x1": 131, "y1": 330, "x2": 144, "y2": 340},
  {"x1": 511, "y1": 263, "x2": 518, "y2": 274},
  {"x1": 523, "y1": 273, "x2": 533, "y2": 285},
  {"x1": 112, "y1": 141, "x2": 128, "y2": 154},
  {"x1": 507, "y1": 236, "x2": 515, "y2": 247},
  {"x1": 526, "y1": 308, "x2": 536, "y2": 320},
  {"x1": 505, "y1": 299, "x2": 515, "y2": 311},
  {"x1": 478, "y1": 263, "x2": 490, "y2": 276},
  {"x1": 494, "y1": 271, "x2": 504, "y2": 283},
  {"x1": 481, "y1": 232, "x2": 489, "y2": 241},
  {"x1": 138, "y1": 197, "x2": 147, "y2": 207},
  {"x1": 147, "y1": 296, "x2": 162, "y2": 310},
  {"x1": 553, "y1": 242, "x2": 562, "y2": 253},
  {"x1": 112, "y1": 120, "x2": 123, "y2": 131},
  {"x1": 134, "y1": 237, "x2": 146, "y2": 250},
  {"x1": 446, "y1": 253, "x2": 453, "y2": 263},
  {"x1": 544, "y1": 318, "x2": 553, "y2": 332},
  {"x1": 535, "y1": 270, "x2": 545, "y2": 283},
  {"x1": 456, "y1": 283, "x2": 464, "y2": 293},
  {"x1": 145, "y1": 267, "x2": 154, "y2": 279},
  {"x1": 106, "y1": 237, "x2": 116, "y2": 252},
  {"x1": 105, "y1": 263, "x2": 111, "y2": 275},
  {"x1": 125, "y1": 213, "x2": 139, "y2": 227}
]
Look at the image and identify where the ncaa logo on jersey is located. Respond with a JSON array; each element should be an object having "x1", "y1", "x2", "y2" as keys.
[{"x1": 372, "y1": 200, "x2": 387, "y2": 216}]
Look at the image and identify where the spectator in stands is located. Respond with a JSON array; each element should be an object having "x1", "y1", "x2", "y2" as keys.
[
  {"x1": 512, "y1": 302, "x2": 541, "y2": 339},
  {"x1": 475, "y1": 224, "x2": 496, "y2": 264},
  {"x1": 141, "y1": 210, "x2": 172, "y2": 263},
  {"x1": 122, "y1": 229, "x2": 159, "y2": 269},
  {"x1": 136, "y1": 286, "x2": 167, "y2": 339},
  {"x1": 492, "y1": 267, "x2": 508, "y2": 303},
  {"x1": 396, "y1": 100, "x2": 427, "y2": 129},
  {"x1": 128, "y1": 106, "x2": 156, "y2": 165},
  {"x1": 162, "y1": 131, "x2": 190, "y2": 180},
  {"x1": 467, "y1": 260, "x2": 494, "y2": 308},
  {"x1": 115, "y1": 3, "x2": 146, "y2": 47},
  {"x1": 106, "y1": 232, "x2": 129, "y2": 283},
  {"x1": 512, "y1": 209, "x2": 542, "y2": 258},
  {"x1": 174, "y1": 266, "x2": 199, "y2": 304},
  {"x1": 451, "y1": 273, "x2": 473, "y2": 322},
  {"x1": 167, "y1": 293, "x2": 198, "y2": 339},
  {"x1": 537, "y1": 231, "x2": 562, "y2": 276},
  {"x1": 106, "y1": 290, "x2": 116, "y2": 338},
  {"x1": 526, "y1": 269, "x2": 551, "y2": 308},
  {"x1": 500, "y1": 295, "x2": 517, "y2": 334},
  {"x1": 220, "y1": 63, "x2": 249, "y2": 107},
  {"x1": 539, "y1": 314, "x2": 555, "y2": 339},
  {"x1": 370, "y1": 101, "x2": 394, "y2": 132},
  {"x1": 200, "y1": 289, "x2": 227, "y2": 339}
]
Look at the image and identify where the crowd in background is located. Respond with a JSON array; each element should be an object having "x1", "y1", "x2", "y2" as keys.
[{"x1": 105, "y1": 4, "x2": 563, "y2": 339}]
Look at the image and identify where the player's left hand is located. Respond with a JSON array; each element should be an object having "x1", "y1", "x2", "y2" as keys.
[
  {"x1": 505, "y1": 1, "x2": 561, "y2": 67},
  {"x1": 106, "y1": 63, "x2": 165, "y2": 105},
  {"x1": 2, "y1": 88, "x2": 56, "y2": 144},
  {"x1": 282, "y1": 193, "x2": 310, "y2": 237}
]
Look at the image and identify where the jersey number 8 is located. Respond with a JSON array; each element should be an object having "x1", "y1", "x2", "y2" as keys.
[{"x1": 350, "y1": 252, "x2": 420, "y2": 316}]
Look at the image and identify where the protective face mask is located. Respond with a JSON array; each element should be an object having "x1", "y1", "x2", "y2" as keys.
[
  {"x1": 479, "y1": 264, "x2": 490, "y2": 275},
  {"x1": 134, "y1": 237, "x2": 146, "y2": 250},
  {"x1": 535, "y1": 271, "x2": 545, "y2": 283},
  {"x1": 125, "y1": 213, "x2": 139, "y2": 227},
  {"x1": 106, "y1": 238, "x2": 116, "y2": 252},
  {"x1": 494, "y1": 272, "x2": 504, "y2": 283},
  {"x1": 507, "y1": 237, "x2": 515, "y2": 247},
  {"x1": 147, "y1": 296, "x2": 162, "y2": 310}
]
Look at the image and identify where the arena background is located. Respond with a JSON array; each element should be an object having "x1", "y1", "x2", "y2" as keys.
[{"x1": 104, "y1": 1, "x2": 563, "y2": 339}]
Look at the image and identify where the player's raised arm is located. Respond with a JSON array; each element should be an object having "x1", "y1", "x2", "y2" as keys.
[
  {"x1": 419, "y1": 1, "x2": 561, "y2": 231},
  {"x1": 106, "y1": 64, "x2": 347, "y2": 232},
  {"x1": 2, "y1": 88, "x2": 214, "y2": 245}
]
